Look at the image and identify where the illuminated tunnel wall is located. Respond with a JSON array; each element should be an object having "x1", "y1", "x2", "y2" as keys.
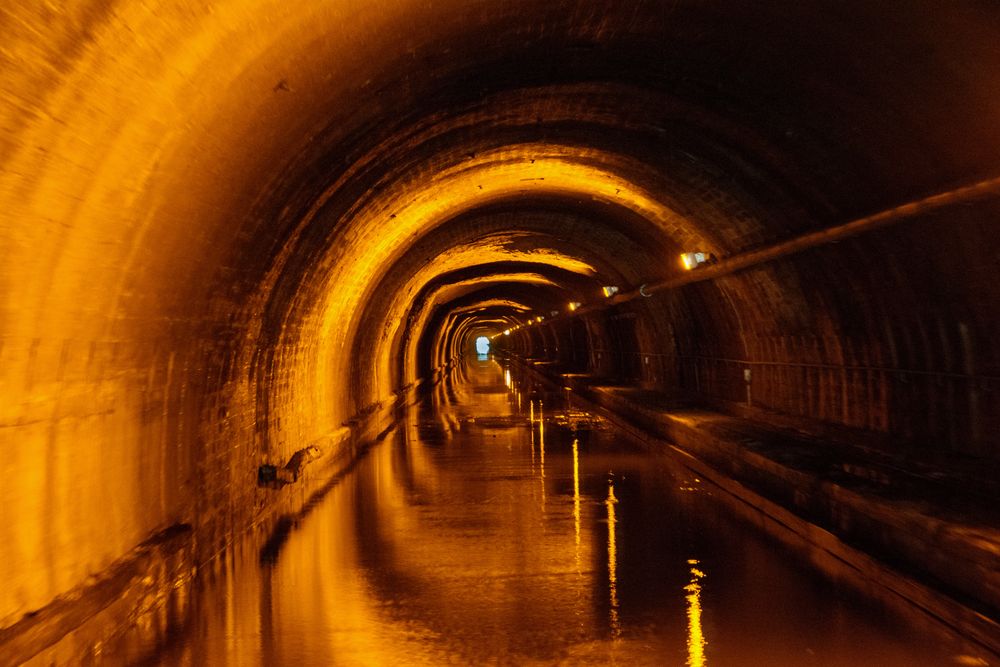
[{"x1": 3, "y1": 0, "x2": 1000, "y2": 633}]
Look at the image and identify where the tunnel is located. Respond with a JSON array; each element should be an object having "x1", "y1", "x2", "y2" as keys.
[{"x1": 2, "y1": 1, "x2": 1000, "y2": 664}]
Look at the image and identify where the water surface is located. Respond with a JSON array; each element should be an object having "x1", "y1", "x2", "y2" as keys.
[{"x1": 146, "y1": 356, "x2": 989, "y2": 666}]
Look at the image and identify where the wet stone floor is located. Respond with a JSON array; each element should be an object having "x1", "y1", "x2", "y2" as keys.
[{"x1": 145, "y1": 356, "x2": 990, "y2": 666}]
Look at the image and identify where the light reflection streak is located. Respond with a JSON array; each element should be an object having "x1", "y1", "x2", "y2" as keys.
[
  {"x1": 572, "y1": 437, "x2": 581, "y2": 572},
  {"x1": 686, "y1": 559, "x2": 707, "y2": 667},
  {"x1": 529, "y1": 400, "x2": 535, "y2": 468},
  {"x1": 504, "y1": 368, "x2": 511, "y2": 388},
  {"x1": 538, "y1": 400, "x2": 545, "y2": 479},
  {"x1": 606, "y1": 481, "x2": 621, "y2": 639},
  {"x1": 538, "y1": 400, "x2": 546, "y2": 504}
]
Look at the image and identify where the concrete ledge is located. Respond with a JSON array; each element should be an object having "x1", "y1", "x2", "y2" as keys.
[
  {"x1": 508, "y1": 356, "x2": 1000, "y2": 657},
  {"x1": 253, "y1": 374, "x2": 441, "y2": 567},
  {"x1": 586, "y1": 385, "x2": 1000, "y2": 613},
  {"x1": 1, "y1": 401, "x2": 397, "y2": 665},
  {"x1": 0, "y1": 365, "x2": 452, "y2": 665},
  {"x1": 0, "y1": 525, "x2": 194, "y2": 666}
]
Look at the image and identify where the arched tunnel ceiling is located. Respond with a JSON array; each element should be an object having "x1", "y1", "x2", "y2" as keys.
[
  {"x1": 414, "y1": 282, "x2": 575, "y2": 385},
  {"x1": 6, "y1": 0, "x2": 1000, "y2": 333},
  {"x1": 4, "y1": 0, "x2": 1000, "y2": 629},
  {"x1": 7, "y1": 0, "x2": 1000, "y2": 398}
]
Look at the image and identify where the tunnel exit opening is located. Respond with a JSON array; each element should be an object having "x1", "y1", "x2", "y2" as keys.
[{"x1": 475, "y1": 336, "x2": 491, "y2": 356}]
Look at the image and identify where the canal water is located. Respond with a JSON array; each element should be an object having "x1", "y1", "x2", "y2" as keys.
[{"x1": 145, "y1": 355, "x2": 988, "y2": 666}]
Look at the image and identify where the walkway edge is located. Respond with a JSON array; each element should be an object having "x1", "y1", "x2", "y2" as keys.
[{"x1": 507, "y1": 355, "x2": 1000, "y2": 658}]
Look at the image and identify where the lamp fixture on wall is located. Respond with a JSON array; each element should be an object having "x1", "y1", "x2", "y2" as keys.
[{"x1": 680, "y1": 252, "x2": 714, "y2": 270}]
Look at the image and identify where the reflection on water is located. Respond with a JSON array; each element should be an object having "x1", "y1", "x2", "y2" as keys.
[
  {"x1": 539, "y1": 400, "x2": 546, "y2": 480},
  {"x1": 606, "y1": 481, "x2": 621, "y2": 640},
  {"x1": 529, "y1": 398, "x2": 536, "y2": 476},
  {"x1": 572, "y1": 438, "x2": 581, "y2": 573},
  {"x1": 686, "y1": 559, "x2": 707, "y2": 667},
  {"x1": 142, "y1": 356, "x2": 990, "y2": 666}
]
